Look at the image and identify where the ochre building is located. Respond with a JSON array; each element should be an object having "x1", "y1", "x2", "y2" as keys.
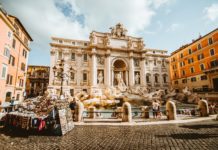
[
  {"x1": 169, "y1": 28, "x2": 218, "y2": 100},
  {"x1": 0, "y1": 7, "x2": 33, "y2": 103},
  {"x1": 26, "y1": 65, "x2": 50, "y2": 98},
  {"x1": 49, "y1": 23, "x2": 170, "y2": 97}
]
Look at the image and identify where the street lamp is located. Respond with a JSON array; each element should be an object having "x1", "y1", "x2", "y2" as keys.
[{"x1": 52, "y1": 59, "x2": 73, "y2": 96}]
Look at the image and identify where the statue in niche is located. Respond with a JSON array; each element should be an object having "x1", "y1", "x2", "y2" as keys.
[
  {"x1": 97, "y1": 71, "x2": 104, "y2": 84},
  {"x1": 116, "y1": 72, "x2": 127, "y2": 92},
  {"x1": 97, "y1": 56, "x2": 104, "y2": 65},
  {"x1": 135, "y1": 73, "x2": 140, "y2": 84}
]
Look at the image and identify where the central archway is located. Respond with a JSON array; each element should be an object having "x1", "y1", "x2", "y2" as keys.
[{"x1": 113, "y1": 59, "x2": 128, "y2": 86}]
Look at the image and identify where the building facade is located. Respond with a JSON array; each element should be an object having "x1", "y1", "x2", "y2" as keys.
[
  {"x1": 169, "y1": 28, "x2": 218, "y2": 100},
  {"x1": 26, "y1": 65, "x2": 50, "y2": 98},
  {"x1": 0, "y1": 7, "x2": 33, "y2": 103},
  {"x1": 49, "y1": 23, "x2": 170, "y2": 97}
]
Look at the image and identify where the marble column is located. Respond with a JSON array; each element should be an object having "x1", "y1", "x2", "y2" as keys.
[
  {"x1": 91, "y1": 48, "x2": 97, "y2": 87},
  {"x1": 105, "y1": 53, "x2": 111, "y2": 87},
  {"x1": 125, "y1": 71, "x2": 129, "y2": 86},
  {"x1": 140, "y1": 58, "x2": 146, "y2": 86},
  {"x1": 129, "y1": 56, "x2": 134, "y2": 86}
]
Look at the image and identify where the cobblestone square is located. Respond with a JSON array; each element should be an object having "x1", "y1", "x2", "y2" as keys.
[{"x1": 0, "y1": 120, "x2": 217, "y2": 150}]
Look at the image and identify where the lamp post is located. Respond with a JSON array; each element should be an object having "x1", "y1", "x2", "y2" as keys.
[{"x1": 52, "y1": 59, "x2": 73, "y2": 96}]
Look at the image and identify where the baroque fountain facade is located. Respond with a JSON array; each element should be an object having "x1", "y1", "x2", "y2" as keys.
[{"x1": 48, "y1": 23, "x2": 171, "y2": 107}]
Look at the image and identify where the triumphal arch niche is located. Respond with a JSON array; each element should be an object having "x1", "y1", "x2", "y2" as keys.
[{"x1": 49, "y1": 23, "x2": 170, "y2": 97}]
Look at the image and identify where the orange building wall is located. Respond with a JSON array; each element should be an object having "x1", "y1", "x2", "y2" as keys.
[
  {"x1": 0, "y1": 9, "x2": 32, "y2": 103},
  {"x1": 170, "y1": 29, "x2": 218, "y2": 91},
  {"x1": 0, "y1": 11, "x2": 14, "y2": 103}
]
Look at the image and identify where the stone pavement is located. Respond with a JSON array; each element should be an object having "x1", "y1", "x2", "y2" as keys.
[{"x1": 0, "y1": 120, "x2": 218, "y2": 150}]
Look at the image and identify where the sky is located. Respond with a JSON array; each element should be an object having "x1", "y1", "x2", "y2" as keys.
[{"x1": 1, "y1": 0, "x2": 218, "y2": 66}]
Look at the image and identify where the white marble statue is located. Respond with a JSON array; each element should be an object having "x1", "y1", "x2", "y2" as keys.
[
  {"x1": 98, "y1": 71, "x2": 104, "y2": 84},
  {"x1": 116, "y1": 72, "x2": 127, "y2": 92},
  {"x1": 135, "y1": 73, "x2": 140, "y2": 84}
]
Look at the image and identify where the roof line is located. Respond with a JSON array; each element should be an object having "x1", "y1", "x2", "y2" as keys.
[
  {"x1": 9, "y1": 15, "x2": 33, "y2": 41},
  {"x1": 171, "y1": 27, "x2": 218, "y2": 55}
]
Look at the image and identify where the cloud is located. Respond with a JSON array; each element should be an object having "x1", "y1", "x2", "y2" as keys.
[
  {"x1": 204, "y1": 3, "x2": 218, "y2": 21},
  {"x1": 166, "y1": 23, "x2": 180, "y2": 32},
  {"x1": 1, "y1": 0, "x2": 172, "y2": 65}
]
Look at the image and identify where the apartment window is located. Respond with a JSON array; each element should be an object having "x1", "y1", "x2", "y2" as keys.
[
  {"x1": 6, "y1": 74, "x2": 13, "y2": 85},
  {"x1": 197, "y1": 53, "x2": 204, "y2": 60},
  {"x1": 201, "y1": 75, "x2": 207, "y2": 80},
  {"x1": 84, "y1": 43, "x2": 88, "y2": 46},
  {"x1": 83, "y1": 54, "x2": 88, "y2": 62},
  {"x1": 71, "y1": 53, "x2": 75, "y2": 61},
  {"x1": 188, "y1": 58, "x2": 194, "y2": 64},
  {"x1": 59, "y1": 40, "x2": 63, "y2": 43},
  {"x1": 153, "y1": 51, "x2": 155, "y2": 54},
  {"x1": 197, "y1": 44, "x2": 201, "y2": 50},
  {"x1": 174, "y1": 72, "x2": 177, "y2": 77},
  {"x1": 155, "y1": 75, "x2": 159, "y2": 83},
  {"x1": 182, "y1": 79, "x2": 187, "y2": 83},
  {"x1": 83, "y1": 89, "x2": 87, "y2": 93},
  {"x1": 3, "y1": 47, "x2": 10, "y2": 57},
  {"x1": 210, "y1": 60, "x2": 218, "y2": 68},
  {"x1": 9, "y1": 55, "x2": 15, "y2": 66},
  {"x1": 16, "y1": 94, "x2": 20, "y2": 101},
  {"x1": 19, "y1": 79, "x2": 24, "y2": 87},
  {"x1": 83, "y1": 73, "x2": 87, "y2": 82},
  {"x1": 70, "y1": 89, "x2": 74, "y2": 96},
  {"x1": 1, "y1": 64, "x2": 7, "y2": 79},
  {"x1": 174, "y1": 81, "x2": 178, "y2": 84},
  {"x1": 12, "y1": 39, "x2": 16, "y2": 49},
  {"x1": 72, "y1": 42, "x2": 75, "y2": 45},
  {"x1": 70, "y1": 72, "x2": 75, "y2": 80},
  {"x1": 191, "y1": 77, "x2": 196, "y2": 82},
  {"x1": 21, "y1": 63, "x2": 26, "y2": 71},
  {"x1": 146, "y1": 75, "x2": 150, "y2": 83},
  {"x1": 208, "y1": 38, "x2": 213, "y2": 45},
  {"x1": 210, "y1": 49, "x2": 215, "y2": 56},
  {"x1": 8, "y1": 31, "x2": 12, "y2": 39},
  {"x1": 188, "y1": 49, "x2": 192, "y2": 54},
  {"x1": 23, "y1": 49, "x2": 27, "y2": 58},
  {"x1": 180, "y1": 53, "x2": 183, "y2": 58},
  {"x1": 200, "y1": 64, "x2": 205, "y2": 71},
  {"x1": 163, "y1": 75, "x2": 167, "y2": 83},
  {"x1": 154, "y1": 59, "x2": 157, "y2": 66},
  {"x1": 58, "y1": 51, "x2": 62, "y2": 60},
  {"x1": 182, "y1": 70, "x2": 186, "y2": 76},
  {"x1": 145, "y1": 60, "x2": 148, "y2": 65},
  {"x1": 190, "y1": 67, "x2": 194, "y2": 73},
  {"x1": 171, "y1": 58, "x2": 175, "y2": 62},
  {"x1": 180, "y1": 61, "x2": 185, "y2": 67}
]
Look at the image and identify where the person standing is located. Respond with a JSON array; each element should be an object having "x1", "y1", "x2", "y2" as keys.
[
  {"x1": 69, "y1": 98, "x2": 76, "y2": 121},
  {"x1": 152, "y1": 100, "x2": 159, "y2": 119}
]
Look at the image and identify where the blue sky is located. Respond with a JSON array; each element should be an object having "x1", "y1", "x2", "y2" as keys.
[{"x1": 1, "y1": 0, "x2": 218, "y2": 66}]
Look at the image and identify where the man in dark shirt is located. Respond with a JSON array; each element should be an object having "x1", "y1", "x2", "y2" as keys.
[{"x1": 69, "y1": 98, "x2": 76, "y2": 121}]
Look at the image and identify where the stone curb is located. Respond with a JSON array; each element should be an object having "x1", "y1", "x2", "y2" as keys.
[{"x1": 74, "y1": 115, "x2": 217, "y2": 126}]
